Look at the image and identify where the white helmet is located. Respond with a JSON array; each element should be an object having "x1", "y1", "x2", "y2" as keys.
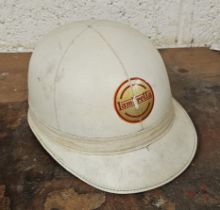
[{"x1": 28, "y1": 20, "x2": 197, "y2": 194}]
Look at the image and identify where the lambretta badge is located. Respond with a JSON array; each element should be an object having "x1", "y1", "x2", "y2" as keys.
[{"x1": 114, "y1": 77, "x2": 154, "y2": 123}]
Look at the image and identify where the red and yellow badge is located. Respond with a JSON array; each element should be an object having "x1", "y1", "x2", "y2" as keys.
[{"x1": 114, "y1": 77, "x2": 154, "y2": 123}]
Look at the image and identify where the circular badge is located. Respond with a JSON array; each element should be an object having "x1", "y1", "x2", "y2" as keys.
[{"x1": 114, "y1": 77, "x2": 154, "y2": 123}]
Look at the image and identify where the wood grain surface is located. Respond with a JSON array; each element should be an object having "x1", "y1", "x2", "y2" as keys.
[{"x1": 0, "y1": 48, "x2": 219, "y2": 210}]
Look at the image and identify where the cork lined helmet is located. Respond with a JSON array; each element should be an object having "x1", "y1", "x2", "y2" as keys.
[{"x1": 28, "y1": 20, "x2": 197, "y2": 194}]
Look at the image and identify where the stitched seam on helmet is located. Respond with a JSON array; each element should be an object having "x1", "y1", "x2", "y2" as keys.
[
  {"x1": 29, "y1": 106, "x2": 173, "y2": 142},
  {"x1": 28, "y1": 106, "x2": 174, "y2": 155},
  {"x1": 89, "y1": 25, "x2": 144, "y2": 129},
  {"x1": 53, "y1": 26, "x2": 89, "y2": 129}
]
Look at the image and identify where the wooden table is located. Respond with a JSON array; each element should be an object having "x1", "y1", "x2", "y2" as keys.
[{"x1": 0, "y1": 48, "x2": 219, "y2": 210}]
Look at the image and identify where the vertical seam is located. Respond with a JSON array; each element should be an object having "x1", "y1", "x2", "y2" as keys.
[
  {"x1": 176, "y1": 0, "x2": 195, "y2": 46},
  {"x1": 53, "y1": 26, "x2": 89, "y2": 128},
  {"x1": 189, "y1": 0, "x2": 195, "y2": 47},
  {"x1": 176, "y1": 0, "x2": 184, "y2": 45},
  {"x1": 89, "y1": 25, "x2": 144, "y2": 130},
  {"x1": 88, "y1": 25, "x2": 129, "y2": 78}
]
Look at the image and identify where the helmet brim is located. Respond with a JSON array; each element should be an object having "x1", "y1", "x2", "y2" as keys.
[{"x1": 28, "y1": 99, "x2": 197, "y2": 194}]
